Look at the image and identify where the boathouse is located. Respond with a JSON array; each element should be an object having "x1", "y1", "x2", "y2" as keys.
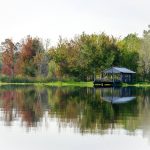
[{"x1": 94, "y1": 67, "x2": 136, "y2": 86}]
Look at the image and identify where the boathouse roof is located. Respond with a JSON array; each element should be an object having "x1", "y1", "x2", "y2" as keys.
[{"x1": 103, "y1": 67, "x2": 136, "y2": 74}]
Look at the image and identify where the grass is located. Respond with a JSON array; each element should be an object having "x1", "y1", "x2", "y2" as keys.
[
  {"x1": 123, "y1": 82, "x2": 150, "y2": 87},
  {"x1": 0, "y1": 76, "x2": 94, "y2": 87},
  {"x1": 0, "y1": 81, "x2": 94, "y2": 87},
  {"x1": 45, "y1": 81, "x2": 93, "y2": 87},
  {"x1": 44, "y1": 81, "x2": 150, "y2": 88},
  {"x1": 1, "y1": 80, "x2": 150, "y2": 88}
]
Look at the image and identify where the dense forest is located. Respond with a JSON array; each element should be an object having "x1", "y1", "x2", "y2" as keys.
[{"x1": 1, "y1": 26, "x2": 150, "y2": 82}]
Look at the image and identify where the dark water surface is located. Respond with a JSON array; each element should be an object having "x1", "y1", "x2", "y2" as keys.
[{"x1": 0, "y1": 85, "x2": 150, "y2": 150}]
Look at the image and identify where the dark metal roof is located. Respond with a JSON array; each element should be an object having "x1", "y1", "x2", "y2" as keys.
[{"x1": 103, "y1": 67, "x2": 136, "y2": 74}]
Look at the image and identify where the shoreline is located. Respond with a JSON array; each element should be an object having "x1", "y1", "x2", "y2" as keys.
[
  {"x1": 0, "y1": 81, "x2": 150, "y2": 87},
  {"x1": 0, "y1": 81, "x2": 93, "y2": 87}
]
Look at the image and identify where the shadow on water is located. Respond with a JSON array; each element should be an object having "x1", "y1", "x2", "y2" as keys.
[{"x1": 0, "y1": 85, "x2": 150, "y2": 136}]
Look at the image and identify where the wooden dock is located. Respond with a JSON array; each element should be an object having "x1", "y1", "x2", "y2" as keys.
[{"x1": 93, "y1": 79, "x2": 121, "y2": 87}]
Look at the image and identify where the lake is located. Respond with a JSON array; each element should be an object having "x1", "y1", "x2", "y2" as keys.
[{"x1": 0, "y1": 85, "x2": 150, "y2": 150}]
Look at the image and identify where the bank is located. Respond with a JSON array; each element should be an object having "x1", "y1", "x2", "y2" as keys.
[
  {"x1": 0, "y1": 81, "x2": 94, "y2": 87},
  {"x1": 0, "y1": 81, "x2": 150, "y2": 87}
]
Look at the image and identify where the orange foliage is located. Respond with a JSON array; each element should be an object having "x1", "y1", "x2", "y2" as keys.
[{"x1": 1, "y1": 39, "x2": 15, "y2": 76}]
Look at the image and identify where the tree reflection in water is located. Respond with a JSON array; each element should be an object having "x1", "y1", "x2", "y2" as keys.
[{"x1": 0, "y1": 86, "x2": 150, "y2": 136}]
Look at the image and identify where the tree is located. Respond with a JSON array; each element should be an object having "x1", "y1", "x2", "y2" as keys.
[
  {"x1": 117, "y1": 34, "x2": 140, "y2": 72},
  {"x1": 139, "y1": 26, "x2": 150, "y2": 80},
  {"x1": 1, "y1": 39, "x2": 20, "y2": 78},
  {"x1": 76, "y1": 33, "x2": 117, "y2": 80},
  {"x1": 16, "y1": 36, "x2": 45, "y2": 77}
]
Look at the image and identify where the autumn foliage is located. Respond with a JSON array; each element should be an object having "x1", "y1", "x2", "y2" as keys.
[
  {"x1": 0, "y1": 28, "x2": 150, "y2": 81},
  {"x1": 1, "y1": 39, "x2": 16, "y2": 77}
]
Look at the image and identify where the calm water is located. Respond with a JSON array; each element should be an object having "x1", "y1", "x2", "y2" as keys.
[{"x1": 0, "y1": 86, "x2": 150, "y2": 150}]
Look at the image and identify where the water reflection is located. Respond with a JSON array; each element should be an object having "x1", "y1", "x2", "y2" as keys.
[
  {"x1": 101, "y1": 87, "x2": 136, "y2": 104},
  {"x1": 0, "y1": 85, "x2": 150, "y2": 136}
]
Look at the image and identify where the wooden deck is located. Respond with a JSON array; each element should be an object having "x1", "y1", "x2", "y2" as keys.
[{"x1": 93, "y1": 79, "x2": 121, "y2": 87}]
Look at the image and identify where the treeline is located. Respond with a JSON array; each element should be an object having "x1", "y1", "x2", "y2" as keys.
[{"x1": 1, "y1": 26, "x2": 150, "y2": 82}]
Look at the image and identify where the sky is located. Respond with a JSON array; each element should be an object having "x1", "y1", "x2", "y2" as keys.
[{"x1": 0, "y1": 0, "x2": 149, "y2": 45}]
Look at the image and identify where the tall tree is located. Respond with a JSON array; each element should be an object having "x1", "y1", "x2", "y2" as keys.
[
  {"x1": 16, "y1": 36, "x2": 45, "y2": 77},
  {"x1": 1, "y1": 39, "x2": 19, "y2": 78},
  {"x1": 117, "y1": 34, "x2": 140, "y2": 72},
  {"x1": 139, "y1": 26, "x2": 150, "y2": 80}
]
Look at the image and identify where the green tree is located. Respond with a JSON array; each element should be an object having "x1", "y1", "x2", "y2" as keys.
[
  {"x1": 117, "y1": 34, "x2": 140, "y2": 72},
  {"x1": 139, "y1": 26, "x2": 150, "y2": 80}
]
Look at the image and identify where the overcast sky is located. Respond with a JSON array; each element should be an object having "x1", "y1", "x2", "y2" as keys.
[{"x1": 0, "y1": 0, "x2": 149, "y2": 44}]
